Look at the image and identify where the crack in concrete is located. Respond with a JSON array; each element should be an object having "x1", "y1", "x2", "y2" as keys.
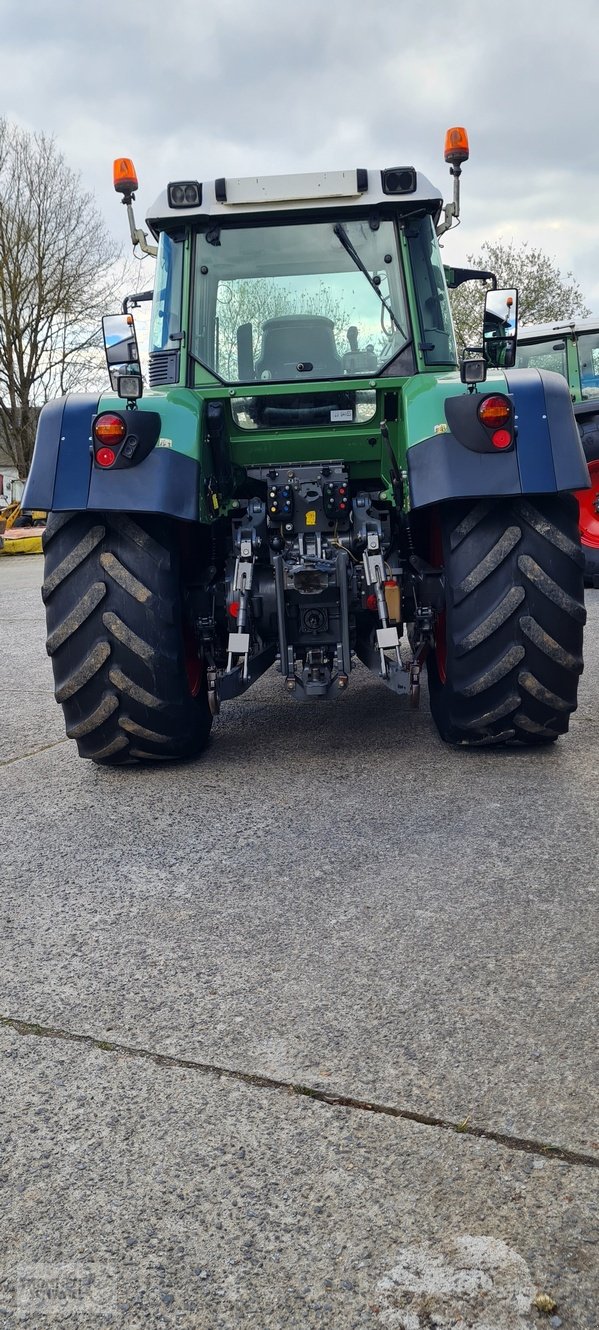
[
  {"x1": 0, "y1": 737, "x2": 69, "y2": 767},
  {"x1": 2, "y1": 1012, "x2": 597, "y2": 1168}
]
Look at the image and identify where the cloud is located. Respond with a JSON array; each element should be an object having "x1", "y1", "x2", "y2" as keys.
[{"x1": 0, "y1": 0, "x2": 597, "y2": 308}]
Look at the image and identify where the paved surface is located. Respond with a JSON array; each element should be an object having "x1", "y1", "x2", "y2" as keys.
[{"x1": 1, "y1": 554, "x2": 598, "y2": 1328}]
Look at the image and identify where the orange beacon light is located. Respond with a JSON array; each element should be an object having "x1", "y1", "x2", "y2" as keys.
[
  {"x1": 113, "y1": 157, "x2": 139, "y2": 196},
  {"x1": 444, "y1": 127, "x2": 470, "y2": 169}
]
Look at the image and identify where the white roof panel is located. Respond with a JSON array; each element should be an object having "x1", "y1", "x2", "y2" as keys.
[
  {"x1": 146, "y1": 168, "x2": 443, "y2": 232},
  {"x1": 223, "y1": 171, "x2": 364, "y2": 205},
  {"x1": 518, "y1": 317, "x2": 599, "y2": 341}
]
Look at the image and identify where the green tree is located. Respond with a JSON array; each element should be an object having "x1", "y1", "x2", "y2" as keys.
[
  {"x1": 0, "y1": 119, "x2": 122, "y2": 476},
  {"x1": 449, "y1": 239, "x2": 590, "y2": 350}
]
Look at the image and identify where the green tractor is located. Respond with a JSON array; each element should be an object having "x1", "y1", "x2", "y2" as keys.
[
  {"x1": 23, "y1": 129, "x2": 589, "y2": 764},
  {"x1": 516, "y1": 318, "x2": 599, "y2": 585}
]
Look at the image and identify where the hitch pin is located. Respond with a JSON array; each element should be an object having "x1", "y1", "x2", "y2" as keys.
[
  {"x1": 375, "y1": 570, "x2": 389, "y2": 675},
  {"x1": 375, "y1": 568, "x2": 402, "y2": 675},
  {"x1": 226, "y1": 572, "x2": 251, "y2": 678},
  {"x1": 237, "y1": 572, "x2": 249, "y2": 632}
]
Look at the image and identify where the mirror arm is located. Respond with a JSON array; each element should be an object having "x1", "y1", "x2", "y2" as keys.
[
  {"x1": 436, "y1": 166, "x2": 461, "y2": 238},
  {"x1": 445, "y1": 266, "x2": 498, "y2": 291},
  {"x1": 122, "y1": 290, "x2": 154, "y2": 315},
  {"x1": 122, "y1": 194, "x2": 158, "y2": 258}
]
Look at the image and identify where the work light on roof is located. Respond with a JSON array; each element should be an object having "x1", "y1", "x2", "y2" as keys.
[
  {"x1": 168, "y1": 181, "x2": 202, "y2": 208},
  {"x1": 381, "y1": 167, "x2": 417, "y2": 195}
]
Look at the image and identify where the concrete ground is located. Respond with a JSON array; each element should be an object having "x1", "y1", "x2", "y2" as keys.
[{"x1": 1, "y1": 553, "x2": 597, "y2": 1329}]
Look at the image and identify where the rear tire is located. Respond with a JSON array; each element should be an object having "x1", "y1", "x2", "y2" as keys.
[
  {"x1": 427, "y1": 495, "x2": 585, "y2": 746},
  {"x1": 42, "y1": 512, "x2": 213, "y2": 764}
]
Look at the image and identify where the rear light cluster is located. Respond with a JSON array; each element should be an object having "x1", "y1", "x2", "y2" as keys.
[
  {"x1": 92, "y1": 413, "x2": 127, "y2": 467},
  {"x1": 477, "y1": 394, "x2": 514, "y2": 450}
]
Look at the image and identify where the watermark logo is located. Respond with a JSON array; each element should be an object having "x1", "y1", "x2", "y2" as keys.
[{"x1": 15, "y1": 1263, "x2": 116, "y2": 1317}]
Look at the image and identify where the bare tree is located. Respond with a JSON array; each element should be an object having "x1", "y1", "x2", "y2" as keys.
[
  {"x1": 0, "y1": 119, "x2": 123, "y2": 476},
  {"x1": 449, "y1": 238, "x2": 590, "y2": 350}
]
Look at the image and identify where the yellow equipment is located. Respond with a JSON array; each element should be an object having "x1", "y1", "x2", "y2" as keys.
[{"x1": 0, "y1": 502, "x2": 46, "y2": 555}]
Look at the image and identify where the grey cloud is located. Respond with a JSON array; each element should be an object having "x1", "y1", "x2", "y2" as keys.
[{"x1": 0, "y1": 0, "x2": 597, "y2": 307}]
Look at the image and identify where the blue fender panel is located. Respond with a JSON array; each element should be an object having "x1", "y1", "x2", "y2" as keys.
[
  {"x1": 52, "y1": 394, "x2": 99, "y2": 508},
  {"x1": 22, "y1": 393, "x2": 201, "y2": 522},
  {"x1": 21, "y1": 395, "x2": 99, "y2": 512},
  {"x1": 407, "y1": 431, "x2": 521, "y2": 508},
  {"x1": 409, "y1": 368, "x2": 590, "y2": 509},
  {"x1": 20, "y1": 398, "x2": 66, "y2": 511},
  {"x1": 87, "y1": 447, "x2": 201, "y2": 522},
  {"x1": 504, "y1": 367, "x2": 589, "y2": 493}
]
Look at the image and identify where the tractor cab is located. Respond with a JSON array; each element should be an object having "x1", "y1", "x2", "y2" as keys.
[{"x1": 144, "y1": 166, "x2": 457, "y2": 408}]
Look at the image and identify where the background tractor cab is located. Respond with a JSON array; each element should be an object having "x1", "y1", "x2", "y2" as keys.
[{"x1": 516, "y1": 317, "x2": 599, "y2": 583}]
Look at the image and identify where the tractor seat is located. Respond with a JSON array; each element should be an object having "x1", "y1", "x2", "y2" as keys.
[{"x1": 254, "y1": 315, "x2": 343, "y2": 380}]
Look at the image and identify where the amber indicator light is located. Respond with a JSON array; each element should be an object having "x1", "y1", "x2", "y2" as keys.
[
  {"x1": 94, "y1": 413, "x2": 127, "y2": 445},
  {"x1": 477, "y1": 395, "x2": 511, "y2": 428}
]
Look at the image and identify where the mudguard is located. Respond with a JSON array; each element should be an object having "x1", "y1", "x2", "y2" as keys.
[
  {"x1": 21, "y1": 393, "x2": 202, "y2": 522},
  {"x1": 408, "y1": 368, "x2": 590, "y2": 509}
]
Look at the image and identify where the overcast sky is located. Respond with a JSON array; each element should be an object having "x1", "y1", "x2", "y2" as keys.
[{"x1": 1, "y1": 0, "x2": 597, "y2": 313}]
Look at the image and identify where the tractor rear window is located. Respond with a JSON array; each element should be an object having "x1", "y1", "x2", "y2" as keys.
[
  {"x1": 190, "y1": 217, "x2": 411, "y2": 384},
  {"x1": 515, "y1": 338, "x2": 568, "y2": 378}
]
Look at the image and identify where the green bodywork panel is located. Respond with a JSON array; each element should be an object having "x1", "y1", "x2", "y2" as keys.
[
  {"x1": 97, "y1": 386, "x2": 205, "y2": 461},
  {"x1": 98, "y1": 366, "x2": 508, "y2": 519},
  {"x1": 97, "y1": 386, "x2": 214, "y2": 520},
  {"x1": 400, "y1": 367, "x2": 507, "y2": 448}
]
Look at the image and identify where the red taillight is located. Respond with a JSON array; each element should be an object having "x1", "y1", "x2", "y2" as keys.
[
  {"x1": 491, "y1": 428, "x2": 512, "y2": 450},
  {"x1": 96, "y1": 446, "x2": 116, "y2": 467},
  {"x1": 228, "y1": 600, "x2": 240, "y2": 619},
  {"x1": 478, "y1": 395, "x2": 511, "y2": 428},
  {"x1": 94, "y1": 413, "x2": 127, "y2": 445}
]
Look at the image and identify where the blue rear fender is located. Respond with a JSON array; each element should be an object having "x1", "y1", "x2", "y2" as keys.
[
  {"x1": 21, "y1": 393, "x2": 202, "y2": 522},
  {"x1": 407, "y1": 368, "x2": 590, "y2": 509}
]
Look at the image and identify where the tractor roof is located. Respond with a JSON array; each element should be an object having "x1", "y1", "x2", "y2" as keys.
[
  {"x1": 146, "y1": 167, "x2": 443, "y2": 234},
  {"x1": 518, "y1": 316, "x2": 599, "y2": 340}
]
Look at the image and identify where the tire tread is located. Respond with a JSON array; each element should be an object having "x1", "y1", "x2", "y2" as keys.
[
  {"x1": 43, "y1": 511, "x2": 212, "y2": 765},
  {"x1": 427, "y1": 496, "x2": 585, "y2": 746}
]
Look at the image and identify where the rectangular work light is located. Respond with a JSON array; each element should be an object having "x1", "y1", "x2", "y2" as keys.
[{"x1": 167, "y1": 181, "x2": 202, "y2": 208}]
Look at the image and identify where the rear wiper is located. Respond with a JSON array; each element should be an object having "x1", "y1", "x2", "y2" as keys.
[{"x1": 333, "y1": 222, "x2": 410, "y2": 346}]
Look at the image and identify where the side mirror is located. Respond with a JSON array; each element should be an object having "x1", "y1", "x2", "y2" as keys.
[
  {"x1": 102, "y1": 313, "x2": 143, "y2": 403},
  {"x1": 483, "y1": 288, "x2": 518, "y2": 368}
]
